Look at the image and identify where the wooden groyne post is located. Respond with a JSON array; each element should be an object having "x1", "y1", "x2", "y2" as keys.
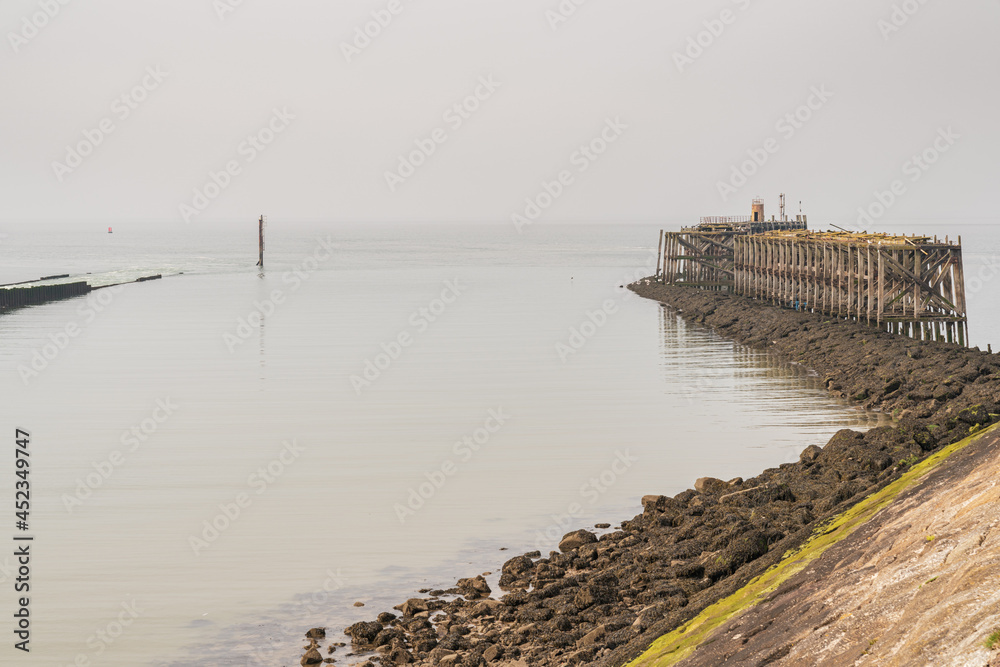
[{"x1": 257, "y1": 214, "x2": 266, "y2": 268}]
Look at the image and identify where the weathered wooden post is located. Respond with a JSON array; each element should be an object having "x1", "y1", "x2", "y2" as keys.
[
  {"x1": 257, "y1": 215, "x2": 265, "y2": 268},
  {"x1": 656, "y1": 230, "x2": 663, "y2": 280}
]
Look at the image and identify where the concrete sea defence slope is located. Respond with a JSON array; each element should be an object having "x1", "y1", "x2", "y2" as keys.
[
  {"x1": 631, "y1": 423, "x2": 1000, "y2": 667},
  {"x1": 298, "y1": 281, "x2": 1000, "y2": 667}
]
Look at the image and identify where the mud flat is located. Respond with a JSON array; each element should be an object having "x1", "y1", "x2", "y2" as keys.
[{"x1": 298, "y1": 281, "x2": 1000, "y2": 667}]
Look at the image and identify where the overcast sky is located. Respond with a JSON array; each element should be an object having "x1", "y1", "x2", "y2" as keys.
[{"x1": 2, "y1": 0, "x2": 998, "y2": 227}]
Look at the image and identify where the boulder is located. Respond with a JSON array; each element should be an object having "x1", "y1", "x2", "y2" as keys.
[
  {"x1": 300, "y1": 648, "x2": 323, "y2": 665},
  {"x1": 344, "y1": 620, "x2": 382, "y2": 645},
  {"x1": 958, "y1": 404, "x2": 991, "y2": 426},
  {"x1": 695, "y1": 477, "x2": 729, "y2": 494},
  {"x1": 799, "y1": 445, "x2": 823, "y2": 463},
  {"x1": 457, "y1": 575, "x2": 491, "y2": 599},
  {"x1": 373, "y1": 628, "x2": 404, "y2": 647},
  {"x1": 483, "y1": 643, "x2": 504, "y2": 662},
  {"x1": 914, "y1": 429, "x2": 938, "y2": 452},
  {"x1": 707, "y1": 530, "x2": 770, "y2": 580},
  {"x1": 386, "y1": 646, "x2": 414, "y2": 664},
  {"x1": 395, "y1": 598, "x2": 429, "y2": 617},
  {"x1": 501, "y1": 555, "x2": 534, "y2": 577},
  {"x1": 429, "y1": 647, "x2": 457, "y2": 662},
  {"x1": 574, "y1": 584, "x2": 616, "y2": 609},
  {"x1": 933, "y1": 383, "x2": 961, "y2": 401},
  {"x1": 305, "y1": 628, "x2": 326, "y2": 640},
  {"x1": 471, "y1": 599, "x2": 504, "y2": 617},
  {"x1": 577, "y1": 624, "x2": 606, "y2": 647},
  {"x1": 641, "y1": 495, "x2": 672, "y2": 513},
  {"x1": 559, "y1": 529, "x2": 598, "y2": 552}
]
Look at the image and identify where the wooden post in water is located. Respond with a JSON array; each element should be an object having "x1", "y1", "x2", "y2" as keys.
[
  {"x1": 257, "y1": 215, "x2": 265, "y2": 268},
  {"x1": 656, "y1": 230, "x2": 663, "y2": 281}
]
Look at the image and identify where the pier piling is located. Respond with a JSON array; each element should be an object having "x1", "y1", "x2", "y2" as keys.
[{"x1": 659, "y1": 227, "x2": 968, "y2": 345}]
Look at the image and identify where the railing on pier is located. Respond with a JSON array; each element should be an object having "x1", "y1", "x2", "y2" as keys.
[{"x1": 699, "y1": 216, "x2": 752, "y2": 225}]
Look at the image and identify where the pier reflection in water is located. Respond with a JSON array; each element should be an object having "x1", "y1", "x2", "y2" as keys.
[{"x1": 655, "y1": 303, "x2": 888, "y2": 459}]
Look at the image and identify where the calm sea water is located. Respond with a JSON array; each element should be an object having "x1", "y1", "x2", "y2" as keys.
[{"x1": 0, "y1": 221, "x2": 994, "y2": 666}]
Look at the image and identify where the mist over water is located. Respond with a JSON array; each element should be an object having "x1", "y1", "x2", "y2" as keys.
[{"x1": 0, "y1": 223, "x2": 993, "y2": 665}]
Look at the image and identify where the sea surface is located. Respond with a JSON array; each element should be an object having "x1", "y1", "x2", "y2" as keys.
[{"x1": 0, "y1": 221, "x2": 995, "y2": 666}]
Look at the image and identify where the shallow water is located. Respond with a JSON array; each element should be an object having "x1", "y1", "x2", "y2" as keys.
[{"x1": 0, "y1": 222, "x2": 987, "y2": 665}]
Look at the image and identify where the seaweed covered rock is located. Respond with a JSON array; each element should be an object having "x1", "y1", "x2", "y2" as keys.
[{"x1": 559, "y1": 529, "x2": 597, "y2": 552}]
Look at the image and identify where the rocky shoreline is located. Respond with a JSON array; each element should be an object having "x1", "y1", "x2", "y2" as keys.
[{"x1": 299, "y1": 280, "x2": 1000, "y2": 667}]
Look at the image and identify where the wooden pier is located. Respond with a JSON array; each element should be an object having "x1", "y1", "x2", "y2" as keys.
[
  {"x1": 735, "y1": 231, "x2": 967, "y2": 345},
  {"x1": 656, "y1": 196, "x2": 808, "y2": 293},
  {"x1": 657, "y1": 226, "x2": 968, "y2": 345}
]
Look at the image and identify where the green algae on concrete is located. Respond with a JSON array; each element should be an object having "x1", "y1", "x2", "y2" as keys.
[{"x1": 626, "y1": 422, "x2": 1000, "y2": 667}]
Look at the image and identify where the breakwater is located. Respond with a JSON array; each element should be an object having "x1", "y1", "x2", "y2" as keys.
[
  {"x1": 296, "y1": 280, "x2": 999, "y2": 667},
  {"x1": 0, "y1": 275, "x2": 163, "y2": 314},
  {"x1": 0, "y1": 281, "x2": 92, "y2": 311}
]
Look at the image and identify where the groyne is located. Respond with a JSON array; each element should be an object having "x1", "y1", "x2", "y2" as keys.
[
  {"x1": 299, "y1": 280, "x2": 999, "y2": 667},
  {"x1": 0, "y1": 275, "x2": 163, "y2": 313},
  {"x1": 0, "y1": 281, "x2": 92, "y2": 310}
]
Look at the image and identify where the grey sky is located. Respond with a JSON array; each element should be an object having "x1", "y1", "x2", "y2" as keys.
[{"x1": 2, "y1": 0, "x2": 997, "y2": 227}]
